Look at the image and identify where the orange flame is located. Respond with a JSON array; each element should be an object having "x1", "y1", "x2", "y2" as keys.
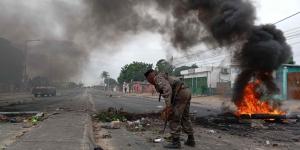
[{"x1": 236, "y1": 80, "x2": 285, "y2": 116}]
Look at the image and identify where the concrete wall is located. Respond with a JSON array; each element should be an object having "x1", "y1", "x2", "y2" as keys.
[{"x1": 181, "y1": 67, "x2": 231, "y2": 88}]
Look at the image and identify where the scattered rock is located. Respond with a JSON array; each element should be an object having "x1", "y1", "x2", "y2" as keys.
[
  {"x1": 266, "y1": 140, "x2": 270, "y2": 145},
  {"x1": 292, "y1": 138, "x2": 299, "y2": 142},
  {"x1": 101, "y1": 121, "x2": 122, "y2": 129},
  {"x1": 111, "y1": 121, "x2": 121, "y2": 129},
  {"x1": 102, "y1": 134, "x2": 112, "y2": 139},
  {"x1": 153, "y1": 138, "x2": 163, "y2": 143},
  {"x1": 207, "y1": 130, "x2": 216, "y2": 134},
  {"x1": 0, "y1": 115, "x2": 8, "y2": 122},
  {"x1": 251, "y1": 120, "x2": 267, "y2": 129},
  {"x1": 9, "y1": 118, "x2": 17, "y2": 123},
  {"x1": 35, "y1": 112, "x2": 44, "y2": 118}
]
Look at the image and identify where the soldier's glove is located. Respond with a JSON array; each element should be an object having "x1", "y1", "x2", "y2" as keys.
[{"x1": 161, "y1": 106, "x2": 173, "y2": 121}]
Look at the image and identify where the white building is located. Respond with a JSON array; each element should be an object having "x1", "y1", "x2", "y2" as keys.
[{"x1": 178, "y1": 49, "x2": 239, "y2": 95}]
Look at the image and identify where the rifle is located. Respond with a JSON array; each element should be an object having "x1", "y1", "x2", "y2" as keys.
[
  {"x1": 158, "y1": 93, "x2": 162, "y2": 102},
  {"x1": 162, "y1": 81, "x2": 183, "y2": 134}
]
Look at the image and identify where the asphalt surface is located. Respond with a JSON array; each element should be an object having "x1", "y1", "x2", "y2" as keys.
[
  {"x1": 89, "y1": 89, "x2": 221, "y2": 117},
  {"x1": 0, "y1": 89, "x2": 85, "y2": 112},
  {"x1": 1, "y1": 88, "x2": 220, "y2": 116},
  {"x1": 0, "y1": 88, "x2": 222, "y2": 150}
]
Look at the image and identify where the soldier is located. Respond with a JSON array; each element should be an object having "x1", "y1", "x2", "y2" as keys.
[{"x1": 144, "y1": 69, "x2": 195, "y2": 149}]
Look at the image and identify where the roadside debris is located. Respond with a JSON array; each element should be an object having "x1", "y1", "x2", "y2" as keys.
[
  {"x1": 153, "y1": 137, "x2": 163, "y2": 143},
  {"x1": 94, "y1": 107, "x2": 161, "y2": 132},
  {"x1": 101, "y1": 121, "x2": 122, "y2": 129},
  {"x1": 0, "y1": 115, "x2": 8, "y2": 122},
  {"x1": 207, "y1": 129, "x2": 216, "y2": 134},
  {"x1": 95, "y1": 108, "x2": 127, "y2": 122},
  {"x1": 0, "y1": 112, "x2": 45, "y2": 126},
  {"x1": 102, "y1": 133, "x2": 112, "y2": 139},
  {"x1": 126, "y1": 117, "x2": 154, "y2": 132}
]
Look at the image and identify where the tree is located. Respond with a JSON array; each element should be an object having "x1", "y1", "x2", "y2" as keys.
[
  {"x1": 118, "y1": 62, "x2": 153, "y2": 84},
  {"x1": 101, "y1": 71, "x2": 109, "y2": 80},
  {"x1": 104, "y1": 78, "x2": 118, "y2": 87},
  {"x1": 155, "y1": 59, "x2": 175, "y2": 74}
]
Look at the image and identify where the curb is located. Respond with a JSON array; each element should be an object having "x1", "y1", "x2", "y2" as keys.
[{"x1": 82, "y1": 114, "x2": 96, "y2": 150}]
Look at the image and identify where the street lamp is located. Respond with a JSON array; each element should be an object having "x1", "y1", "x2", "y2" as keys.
[{"x1": 23, "y1": 39, "x2": 40, "y2": 90}]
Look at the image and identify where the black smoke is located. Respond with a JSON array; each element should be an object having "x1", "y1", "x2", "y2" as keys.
[
  {"x1": 0, "y1": 38, "x2": 24, "y2": 87},
  {"x1": 0, "y1": 0, "x2": 292, "y2": 89},
  {"x1": 186, "y1": 0, "x2": 292, "y2": 102},
  {"x1": 0, "y1": 1, "x2": 89, "y2": 81},
  {"x1": 188, "y1": 0, "x2": 256, "y2": 45},
  {"x1": 27, "y1": 40, "x2": 88, "y2": 81}
]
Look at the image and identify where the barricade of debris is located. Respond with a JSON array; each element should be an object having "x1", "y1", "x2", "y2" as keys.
[
  {"x1": 94, "y1": 107, "x2": 161, "y2": 132},
  {"x1": 0, "y1": 112, "x2": 44, "y2": 127}
]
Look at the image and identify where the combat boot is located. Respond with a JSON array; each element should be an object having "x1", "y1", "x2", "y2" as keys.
[
  {"x1": 184, "y1": 135, "x2": 195, "y2": 147},
  {"x1": 164, "y1": 137, "x2": 181, "y2": 149}
]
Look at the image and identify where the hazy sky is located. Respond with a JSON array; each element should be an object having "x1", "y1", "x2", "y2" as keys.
[
  {"x1": 82, "y1": 0, "x2": 300, "y2": 85},
  {"x1": 1, "y1": 0, "x2": 299, "y2": 85}
]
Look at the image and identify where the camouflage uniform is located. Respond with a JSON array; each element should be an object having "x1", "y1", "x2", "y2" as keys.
[{"x1": 154, "y1": 73, "x2": 194, "y2": 138}]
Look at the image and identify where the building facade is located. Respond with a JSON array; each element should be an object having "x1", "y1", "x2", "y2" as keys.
[
  {"x1": 180, "y1": 66, "x2": 234, "y2": 96},
  {"x1": 276, "y1": 64, "x2": 300, "y2": 100}
]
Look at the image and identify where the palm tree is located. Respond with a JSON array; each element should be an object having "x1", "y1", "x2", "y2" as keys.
[
  {"x1": 101, "y1": 71, "x2": 109, "y2": 80},
  {"x1": 101, "y1": 71, "x2": 110, "y2": 91}
]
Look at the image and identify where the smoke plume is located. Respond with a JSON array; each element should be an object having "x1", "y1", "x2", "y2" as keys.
[
  {"x1": 0, "y1": 0, "x2": 90, "y2": 81},
  {"x1": 27, "y1": 40, "x2": 88, "y2": 81},
  {"x1": 186, "y1": 0, "x2": 292, "y2": 102},
  {"x1": 0, "y1": 0, "x2": 293, "y2": 89}
]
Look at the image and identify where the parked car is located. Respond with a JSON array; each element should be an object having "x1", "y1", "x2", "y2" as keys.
[{"x1": 32, "y1": 87, "x2": 56, "y2": 97}]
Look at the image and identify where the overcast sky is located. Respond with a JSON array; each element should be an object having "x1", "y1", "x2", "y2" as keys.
[
  {"x1": 82, "y1": 0, "x2": 300, "y2": 85},
  {"x1": 1, "y1": 0, "x2": 299, "y2": 85}
]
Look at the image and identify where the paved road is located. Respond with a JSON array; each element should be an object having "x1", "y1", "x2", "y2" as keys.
[
  {"x1": 1, "y1": 88, "x2": 220, "y2": 117},
  {"x1": 89, "y1": 89, "x2": 221, "y2": 117},
  {"x1": 0, "y1": 89, "x2": 86, "y2": 112},
  {"x1": 0, "y1": 88, "x2": 222, "y2": 150}
]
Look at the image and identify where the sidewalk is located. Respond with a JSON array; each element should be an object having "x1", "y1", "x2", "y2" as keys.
[{"x1": 6, "y1": 112, "x2": 95, "y2": 150}]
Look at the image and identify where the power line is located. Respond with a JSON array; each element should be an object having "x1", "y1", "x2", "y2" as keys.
[
  {"x1": 174, "y1": 12, "x2": 300, "y2": 66},
  {"x1": 174, "y1": 54, "x2": 230, "y2": 66},
  {"x1": 285, "y1": 30, "x2": 300, "y2": 36},
  {"x1": 287, "y1": 36, "x2": 300, "y2": 40},
  {"x1": 273, "y1": 11, "x2": 300, "y2": 25},
  {"x1": 173, "y1": 48, "x2": 218, "y2": 60},
  {"x1": 289, "y1": 41, "x2": 300, "y2": 46},
  {"x1": 175, "y1": 51, "x2": 225, "y2": 63},
  {"x1": 284, "y1": 26, "x2": 300, "y2": 33},
  {"x1": 286, "y1": 33, "x2": 300, "y2": 38}
]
